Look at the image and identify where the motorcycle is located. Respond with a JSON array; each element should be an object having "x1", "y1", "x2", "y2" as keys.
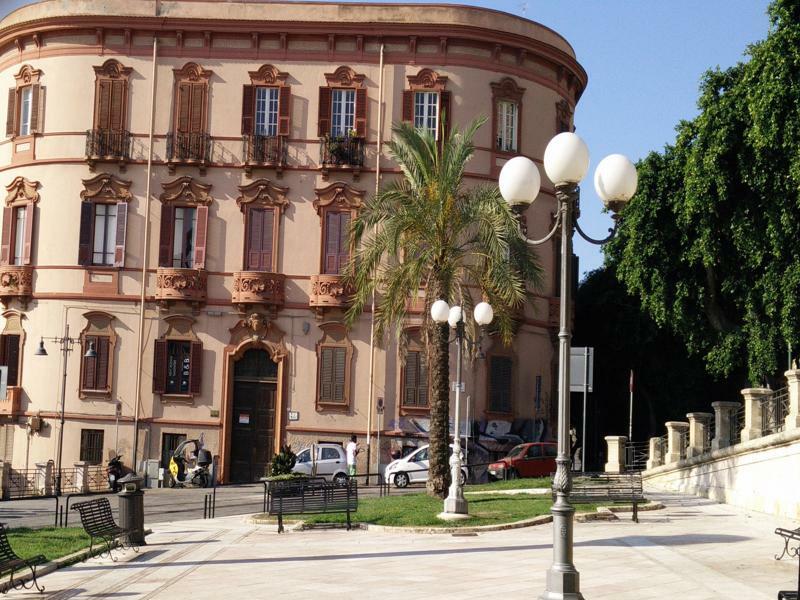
[
  {"x1": 168, "y1": 439, "x2": 212, "y2": 488},
  {"x1": 107, "y1": 455, "x2": 123, "y2": 492}
]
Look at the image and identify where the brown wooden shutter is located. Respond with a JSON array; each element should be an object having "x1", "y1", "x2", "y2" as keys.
[
  {"x1": 110, "y1": 80, "x2": 125, "y2": 130},
  {"x1": 241, "y1": 85, "x2": 255, "y2": 135},
  {"x1": 152, "y1": 339, "x2": 168, "y2": 393},
  {"x1": 324, "y1": 212, "x2": 339, "y2": 274},
  {"x1": 245, "y1": 206, "x2": 263, "y2": 270},
  {"x1": 402, "y1": 90, "x2": 414, "y2": 122},
  {"x1": 418, "y1": 353, "x2": 429, "y2": 407},
  {"x1": 189, "y1": 341, "x2": 203, "y2": 395},
  {"x1": 5, "y1": 89, "x2": 15, "y2": 137},
  {"x1": 96, "y1": 336, "x2": 110, "y2": 390},
  {"x1": 317, "y1": 87, "x2": 331, "y2": 137},
  {"x1": 403, "y1": 352, "x2": 418, "y2": 406},
  {"x1": 354, "y1": 87, "x2": 367, "y2": 138},
  {"x1": 96, "y1": 80, "x2": 111, "y2": 130},
  {"x1": 1, "y1": 206, "x2": 12, "y2": 265},
  {"x1": 337, "y1": 212, "x2": 351, "y2": 274},
  {"x1": 490, "y1": 356, "x2": 512, "y2": 413},
  {"x1": 78, "y1": 202, "x2": 94, "y2": 266},
  {"x1": 319, "y1": 347, "x2": 333, "y2": 401},
  {"x1": 439, "y1": 91, "x2": 452, "y2": 140},
  {"x1": 177, "y1": 82, "x2": 191, "y2": 133},
  {"x1": 193, "y1": 205, "x2": 208, "y2": 269},
  {"x1": 82, "y1": 335, "x2": 98, "y2": 390},
  {"x1": 189, "y1": 83, "x2": 205, "y2": 133},
  {"x1": 29, "y1": 84, "x2": 41, "y2": 133},
  {"x1": 261, "y1": 208, "x2": 274, "y2": 271},
  {"x1": 333, "y1": 347, "x2": 346, "y2": 403},
  {"x1": 278, "y1": 85, "x2": 291, "y2": 136},
  {"x1": 114, "y1": 202, "x2": 127, "y2": 268},
  {"x1": 158, "y1": 204, "x2": 175, "y2": 268},
  {"x1": 22, "y1": 203, "x2": 34, "y2": 265},
  {"x1": 4, "y1": 334, "x2": 19, "y2": 387}
]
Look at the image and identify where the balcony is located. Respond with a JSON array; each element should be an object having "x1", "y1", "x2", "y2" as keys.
[
  {"x1": 309, "y1": 274, "x2": 353, "y2": 317},
  {"x1": 0, "y1": 265, "x2": 33, "y2": 309},
  {"x1": 155, "y1": 267, "x2": 207, "y2": 312},
  {"x1": 242, "y1": 135, "x2": 287, "y2": 177},
  {"x1": 166, "y1": 132, "x2": 212, "y2": 175},
  {"x1": 232, "y1": 271, "x2": 285, "y2": 313},
  {"x1": 85, "y1": 129, "x2": 131, "y2": 171},
  {"x1": 0, "y1": 386, "x2": 22, "y2": 415},
  {"x1": 320, "y1": 135, "x2": 364, "y2": 180}
]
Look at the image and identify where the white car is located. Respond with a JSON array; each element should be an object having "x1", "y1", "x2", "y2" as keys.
[
  {"x1": 292, "y1": 444, "x2": 349, "y2": 485},
  {"x1": 384, "y1": 444, "x2": 467, "y2": 488}
]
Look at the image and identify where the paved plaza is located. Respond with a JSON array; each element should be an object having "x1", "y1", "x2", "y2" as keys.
[{"x1": 5, "y1": 491, "x2": 799, "y2": 599}]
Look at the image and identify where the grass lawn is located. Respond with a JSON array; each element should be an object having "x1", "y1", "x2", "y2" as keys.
[
  {"x1": 293, "y1": 493, "x2": 598, "y2": 528},
  {"x1": 5, "y1": 527, "x2": 90, "y2": 562},
  {"x1": 465, "y1": 477, "x2": 551, "y2": 491}
]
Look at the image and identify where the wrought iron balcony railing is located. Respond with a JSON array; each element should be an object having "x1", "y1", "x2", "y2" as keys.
[
  {"x1": 85, "y1": 129, "x2": 131, "y2": 163},
  {"x1": 243, "y1": 134, "x2": 286, "y2": 166},
  {"x1": 166, "y1": 132, "x2": 212, "y2": 165},
  {"x1": 320, "y1": 135, "x2": 365, "y2": 168}
]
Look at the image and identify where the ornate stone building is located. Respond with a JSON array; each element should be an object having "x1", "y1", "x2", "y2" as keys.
[{"x1": 0, "y1": 0, "x2": 585, "y2": 484}]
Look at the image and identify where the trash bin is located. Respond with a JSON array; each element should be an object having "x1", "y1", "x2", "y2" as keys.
[{"x1": 118, "y1": 473, "x2": 146, "y2": 545}]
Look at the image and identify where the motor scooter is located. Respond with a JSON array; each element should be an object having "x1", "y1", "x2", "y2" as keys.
[
  {"x1": 168, "y1": 440, "x2": 212, "y2": 488},
  {"x1": 107, "y1": 455, "x2": 123, "y2": 492}
]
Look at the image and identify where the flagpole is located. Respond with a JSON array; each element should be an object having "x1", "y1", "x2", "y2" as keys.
[{"x1": 628, "y1": 369, "x2": 634, "y2": 441}]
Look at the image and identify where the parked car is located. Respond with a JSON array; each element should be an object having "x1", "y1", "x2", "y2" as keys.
[
  {"x1": 384, "y1": 444, "x2": 467, "y2": 488},
  {"x1": 488, "y1": 442, "x2": 557, "y2": 480},
  {"x1": 292, "y1": 443, "x2": 349, "y2": 484}
]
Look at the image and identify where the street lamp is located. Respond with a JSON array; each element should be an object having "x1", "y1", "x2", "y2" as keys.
[
  {"x1": 35, "y1": 324, "x2": 96, "y2": 497},
  {"x1": 499, "y1": 132, "x2": 637, "y2": 599},
  {"x1": 431, "y1": 299, "x2": 494, "y2": 519}
]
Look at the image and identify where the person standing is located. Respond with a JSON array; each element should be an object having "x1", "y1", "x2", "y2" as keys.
[{"x1": 346, "y1": 435, "x2": 360, "y2": 477}]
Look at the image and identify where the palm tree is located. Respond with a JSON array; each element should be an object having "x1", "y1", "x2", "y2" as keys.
[{"x1": 345, "y1": 116, "x2": 542, "y2": 497}]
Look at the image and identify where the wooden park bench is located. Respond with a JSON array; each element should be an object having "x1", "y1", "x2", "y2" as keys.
[
  {"x1": 72, "y1": 497, "x2": 138, "y2": 561},
  {"x1": 267, "y1": 477, "x2": 358, "y2": 533},
  {"x1": 554, "y1": 472, "x2": 645, "y2": 522},
  {"x1": 775, "y1": 526, "x2": 800, "y2": 599},
  {"x1": 0, "y1": 522, "x2": 46, "y2": 594}
]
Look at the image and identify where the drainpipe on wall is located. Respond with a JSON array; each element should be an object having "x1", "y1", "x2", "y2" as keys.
[
  {"x1": 365, "y1": 43, "x2": 384, "y2": 483},
  {"x1": 132, "y1": 33, "x2": 158, "y2": 473}
]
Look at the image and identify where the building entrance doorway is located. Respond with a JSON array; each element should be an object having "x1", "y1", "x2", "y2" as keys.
[{"x1": 229, "y1": 348, "x2": 277, "y2": 483}]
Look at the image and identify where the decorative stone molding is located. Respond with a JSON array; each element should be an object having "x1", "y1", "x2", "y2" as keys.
[
  {"x1": 740, "y1": 387, "x2": 772, "y2": 442},
  {"x1": 686, "y1": 412, "x2": 713, "y2": 458},
  {"x1": 491, "y1": 77, "x2": 525, "y2": 102},
  {"x1": 0, "y1": 265, "x2": 33, "y2": 308},
  {"x1": 4, "y1": 177, "x2": 39, "y2": 206},
  {"x1": 173, "y1": 61, "x2": 212, "y2": 82},
  {"x1": 665, "y1": 421, "x2": 689, "y2": 465},
  {"x1": 248, "y1": 64, "x2": 289, "y2": 85},
  {"x1": 93, "y1": 58, "x2": 131, "y2": 79},
  {"x1": 324, "y1": 65, "x2": 365, "y2": 88},
  {"x1": 159, "y1": 176, "x2": 212, "y2": 206},
  {"x1": 556, "y1": 99, "x2": 573, "y2": 133},
  {"x1": 227, "y1": 312, "x2": 288, "y2": 362},
  {"x1": 312, "y1": 181, "x2": 364, "y2": 215},
  {"x1": 309, "y1": 274, "x2": 353, "y2": 317},
  {"x1": 155, "y1": 267, "x2": 207, "y2": 312},
  {"x1": 161, "y1": 314, "x2": 199, "y2": 342},
  {"x1": 80, "y1": 173, "x2": 132, "y2": 203},
  {"x1": 407, "y1": 68, "x2": 448, "y2": 91},
  {"x1": 604, "y1": 435, "x2": 626, "y2": 473},
  {"x1": 236, "y1": 179, "x2": 288, "y2": 211},
  {"x1": 13, "y1": 64, "x2": 41, "y2": 86},
  {"x1": 711, "y1": 401, "x2": 741, "y2": 451},
  {"x1": 232, "y1": 271, "x2": 285, "y2": 313}
]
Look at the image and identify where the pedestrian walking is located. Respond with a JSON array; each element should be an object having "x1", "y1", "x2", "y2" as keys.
[{"x1": 346, "y1": 435, "x2": 361, "y2": 476}]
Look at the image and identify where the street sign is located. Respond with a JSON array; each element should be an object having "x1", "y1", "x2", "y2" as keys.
[
  {"x1": 450, "y1": 381, "x2": 465, "y2": 392},
  {"x1": 288, "y1": 410, "x2": 299, "y2": 421},
  {"x1": 376, "y1": 397, "x2": 384, "y2": 414},
  {"x1": 569, "y1": 347, "x2": 593, "y2": 392}
]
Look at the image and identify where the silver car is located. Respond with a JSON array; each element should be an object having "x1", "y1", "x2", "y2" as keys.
[{"x1": 292, "y1": 443, "x2": 349, "y2": 484}]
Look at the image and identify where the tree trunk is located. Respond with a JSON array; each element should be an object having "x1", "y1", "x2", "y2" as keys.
[{"x1": 426, "y1": 321, "x2": 451, "y2": 497}]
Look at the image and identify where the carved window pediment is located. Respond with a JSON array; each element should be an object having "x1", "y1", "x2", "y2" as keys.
[
  {"x1": 407, "y1": 68, "x2": 447, "y2": 91},
  {"x1": 249, "y1": 64, "x2": 289, "y2": 86},
  {"x1": 161, "y1": 314, "x2": 199, "y2": 341},
  {"x1": 324, "y1": 66, "x2": 365, "y2": 88},
  {"x1": 160, "y1": 176, "x2": 212, "y2": 206},
  {"x1": 491, "y1": 77, "x2": 525, "y2": 102},
  {"x1": 174, "y1": 62, "x2": 212, "y2": 82},
  {"x1": 236, "y1": 179, "x2": 289, "y2": 211},
  {"x1": 13, "y1": 64, "x2": 41, "y2": 86},
  {"x1": 81, "y1": 173, "x2": 132, "y2": 203},
  {"x1": 313, "y1": 181, "x2": 364, "y2": 216},
  {"x1": 93, "y1": 59, "x2": 132, "y2": 80},
  {"x1": 4, "y1": 177, "x2": 39, "y2": 207}
]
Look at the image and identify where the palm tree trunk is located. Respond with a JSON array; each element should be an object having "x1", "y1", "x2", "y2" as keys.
[{"x1": 427, "y1": 321, "x2": 451, "y2": 497}]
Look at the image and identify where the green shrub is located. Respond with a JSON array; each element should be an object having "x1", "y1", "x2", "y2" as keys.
[{"x1": 269, "y1": 445, "x2": 297, "y2": 476}]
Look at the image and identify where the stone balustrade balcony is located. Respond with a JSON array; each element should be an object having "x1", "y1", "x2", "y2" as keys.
[
  {"x1": 232, "y1": 271, "x2": 285, "y2": 312},
  {"x1": 155, "y1": 267, "x2": 207, "y2": 311},
  {"x1": 0, "y1": 265, "x2": 33, "y2": 309},
  {"x1": 309, "y1": 274, "x2": 353, "y2": 316}
]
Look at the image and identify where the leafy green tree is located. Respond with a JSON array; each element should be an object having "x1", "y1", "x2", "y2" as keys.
[
  {"x1": 345, "y1": 118, "x2": 541, "y2": 497},
  {"x1": 607, "y1": 0, "x2": 800, "y2": 384}
]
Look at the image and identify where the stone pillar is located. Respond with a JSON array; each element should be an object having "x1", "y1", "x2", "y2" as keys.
[
  {"x1": 740, "y1": 388, "x2": 771, "y2": 442},
  {"x1": 0, "y1": 460, "x2": 8, "y2": 500},
  {"x1": 646, "y1": 436, "x2": 663, "y2": 470},
  {"x1": 74, "y1": 461, "x2": 89, "y2": 494},
  {"x1": 35, "y1": 461, "x2": 53, "y2": 496},
  {"x1": 686, "y1": 412, "x2": 713, "y2": 458},
  {"x1": 785, "y1": 369, "x2": 800, "y2": 431},
  {"x1": 711, "y1": 401, "x2": 741, "y2": 450},
  {"x1": 604, "y1": 435, "x2": 627, "y2": 473},
  {"x1": 665, "y1": 422, "x2": 689, "y2": 465}
]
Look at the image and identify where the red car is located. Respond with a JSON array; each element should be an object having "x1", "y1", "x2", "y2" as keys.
[{"x1": 488, "y1": 442, "x2": 558, "y2": 480}]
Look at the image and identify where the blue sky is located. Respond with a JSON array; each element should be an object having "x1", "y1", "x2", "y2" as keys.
[{"x1": 1, "y1": 0, "x2": 773, "y2": 276}]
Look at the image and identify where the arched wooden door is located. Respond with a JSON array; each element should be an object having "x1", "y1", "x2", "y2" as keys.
[{"x1": 229, "y1": 348, "x2": 277, "y2": 482}]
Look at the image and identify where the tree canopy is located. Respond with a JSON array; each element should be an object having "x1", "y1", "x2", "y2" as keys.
[{"x1": 607, "y1": 0, "x2": 800, "y2": 384}]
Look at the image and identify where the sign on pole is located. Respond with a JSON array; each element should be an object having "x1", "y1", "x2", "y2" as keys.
[
  {"x1": 569, "y1": 347, "x2": 593, "y2": 392},
  {"x1": 0, "y1": 366, "x2": 7, "y2": 401}
]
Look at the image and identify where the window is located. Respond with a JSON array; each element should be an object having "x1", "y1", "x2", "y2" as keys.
[
  {"x1": 323, "y1": 211, "x2": 350, "y2": 275},
  {"x1": 488, "y1": 355, "x2": 513, "y2": 413},
  {"x1": 158, "y1": 177, "x2": 210, "y2": 271},
  {"x1": 92, "y1": 204, "x2": 117, "y2": 266},
  {"x1": 152, "y1": 320, "x2": 203, "y2": 397},
  {"x1": 241, "y1": 65, "x2": 291, "y2": 141},
  {"x1": 296, "y1": 449, "x2": 311, "y2": 463},
  {"x1": 526, "y1": 445, "x2": 542, "y2": 459},
  {"x1": 412, "y1": 448, "x2": 428, "y2": 462},
  {"x1": 255, "y1": 87, "x2": 279, "y2": 136},
  {"x1": 166, "y1": 340, "x2": 191, "y2": 394},
  {"x1": 0, "y1": 334, "x2": 20, "y2": 386},
  {"x1": 316, "y1": 324, "x2": 352, "y2": 409},
  {"x1": 175, "y1": 66, "x2": 209, "y2": 136},
  {"x1": 18, "y1": 88, "x2": 31, "y2": 136},
  {"x1": 544, "y1": 445, "x2": 557, "y2": 458},
  {"x1": 5, "y1": 65, "x2": 42, "y2": 139},
  {"x1": 172, "y1": 207, "x2": 197, "y2": 268},
  {"x1": 80, "y1": 429, "x2": 104, "y2": 464},
  {"x1": 402, "y1": 350, "x2": 429, "y2": 408},
  {"x1": 317, "y1": 66, "x2": 367, "y2": 139},
  {"x1": 321, "y1": 447, "x2": 340, "y2": 460},
  {"x1": 78, "y1": 174, "x2": 131, "y2": 268},
  {"x1": 414, "y1": 91, "x2": 439, "y2": 138},
  {"x1": 12, "y1": 206, "x2": 25, "y2": 265},
  {"x1": 81, "y1": 335, "x2": 110, "y2": 392},
  {"x1": 92, "y1": 60, "x2": 131, "y2": 133},
  {"x1": 1, "y1": 177, "x2": 39, "y2": 267},
  {"x1": 245, "y1": 207, "x2": 275, "y2": 271},
  {"x1": 331, "y1": 88, "x2": 355, "y2": 137},
  {"x1": 496, "y1": 100, "x2": 518, "y2": 152}
]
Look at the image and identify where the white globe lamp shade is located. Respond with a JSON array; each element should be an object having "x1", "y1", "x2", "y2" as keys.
[
  {"x1": 499, "y1": 156, "x2": 541, "y2": 207},
  {"x1": 473, "y1": 302, "x2": 494, "y2": 326},
  {"x1": 543, "y1": 132, "x2": 590, "y2": 186},
  {"x1": 593, "y1": 154, "x2": 638, "y2": 209},
  {"x1": 430, "y1": 299, "x2": 450, "y2": 323},
  {"x1": 447, "y1": 306, "x2": 463, "y2": 328}
]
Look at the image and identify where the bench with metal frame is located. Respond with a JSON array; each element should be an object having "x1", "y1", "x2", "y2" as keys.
[
  {"x1": 775, "y1": 526, "x2": 800, "y2": 599},
  {"x1": 555, "y1": 472, "x2": 645, "y2": 523},
  {"x1": 0, "y1": 522, "x2": 46, "y2": 595},
  {"x1": 267, "y1": 477, "x2": 358, "y2": 533},
  {"x1": 72, "y1": 497, "x2": 138, "y2": 561}
]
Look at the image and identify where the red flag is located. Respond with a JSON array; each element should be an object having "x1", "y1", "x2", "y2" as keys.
[{"x1": 629, "y1": 369, "x2": 634, "y2": 393}]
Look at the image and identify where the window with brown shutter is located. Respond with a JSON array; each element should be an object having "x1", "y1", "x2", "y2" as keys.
[
  {"x1": 1, "y1": 177, "x2": 39, "y2": 267},
  {"x1": 316, "y1": 324, "x2": 352, "y2": 409},
  {"x1": 153, "y1": 316, "x2": 203, "y2": 399},
  {"x1": 490, "y1": 78, "x2": 525, "y2": 161},
  {"x1": 78, "y1": 312, "x2": 117, "y2": 399},
  {"x1": 405, "y1": 68, "x2": 449, "y2": 140},
  {"x1": 6, "y1": 65, "x2": 43, "y2": 142},
  {"x1": 78, "y1": 174, "x2": 132, "y2": 268},
  {"x1": 323, "y1": 211, "x2": 350, "y2": 275},
  {"x1": 158, "y1": 176, "x2": 212, "y2": 270},
  {"x1": 0, "y1": 334, "x2": 21, "y2": 387},
  {"x1": 402, "y1": 350, "x2": 429, "y2": 408},
  {"x1": 91, "y1": 60, "x2": 132, "y2": 164},
  {"x1": 488, "y1": 355, "x2": 513, "y2": 414},
  {"x1": 245, "y1": 207, "x2": 275, "y2": 271}
]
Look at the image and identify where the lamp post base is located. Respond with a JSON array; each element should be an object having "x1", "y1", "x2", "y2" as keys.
[
  {"x1": 539, "y1": 571, "x2": 584, "y2": 600},
  {"x1": 437, "y1": 508, "x2": 470, "y2": 521},
  {"x1": 439, "y1": 493, "x2": 469, "y2": 518}
]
